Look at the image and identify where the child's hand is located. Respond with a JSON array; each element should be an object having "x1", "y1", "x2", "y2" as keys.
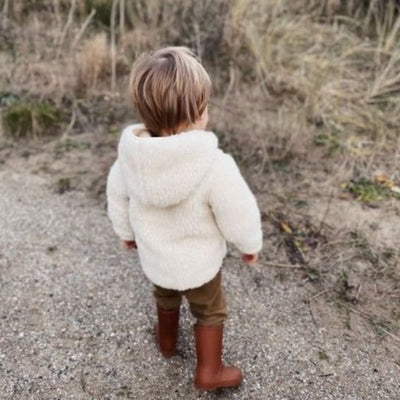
[
  {"x1": 123, "y1": 240, "x2": 137, "y2": 250},
  {"x1": 241, "y1": 253, "x2": 258, "y2": 265}
]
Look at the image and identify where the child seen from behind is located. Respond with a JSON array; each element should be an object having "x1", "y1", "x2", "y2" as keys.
[{"x1": 106, "y1": 47, "x2": 263, "y2": 390}]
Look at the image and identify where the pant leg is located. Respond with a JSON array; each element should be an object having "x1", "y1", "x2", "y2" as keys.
[
  {"x1": 184, "y1": 271, "x2": 227, "y2": 326},
  {"x1": 153, "y1": 284, "x2": 182, "y2": 310}
]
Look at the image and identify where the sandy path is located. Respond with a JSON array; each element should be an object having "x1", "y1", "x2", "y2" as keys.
[{"x1": 0, "y1": 168, "x2": 398, "y2": 399}]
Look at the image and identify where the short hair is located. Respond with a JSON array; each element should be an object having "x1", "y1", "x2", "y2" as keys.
[{"x1": 129, "y1": 47, "x2": 211, "y2": 136}]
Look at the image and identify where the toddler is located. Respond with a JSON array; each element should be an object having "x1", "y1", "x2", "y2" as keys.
[{"x1": 106, "y1": 47, "x2": 263, "y2": 390}]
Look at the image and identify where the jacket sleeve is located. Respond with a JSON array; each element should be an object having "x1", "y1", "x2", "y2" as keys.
[
  {"x1": 106, "y1": 160, "x2": 135, "y2": 241},
  {"x1": 208, "y1": 152, "x2": 263, "y2": 254}
]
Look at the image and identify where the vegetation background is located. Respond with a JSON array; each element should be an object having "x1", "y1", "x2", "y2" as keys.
[{"x1": 1, "y1": 0, "x2": 399, "y2": 369}]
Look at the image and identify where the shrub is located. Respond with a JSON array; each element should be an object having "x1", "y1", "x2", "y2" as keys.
[{"x1": 2, "y1": 101, "x2": 62, "y2": 138}]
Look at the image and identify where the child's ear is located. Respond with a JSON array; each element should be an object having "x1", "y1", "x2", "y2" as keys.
[{"x1": 196, "y1": 106, "x2": 209, "y2": 130}]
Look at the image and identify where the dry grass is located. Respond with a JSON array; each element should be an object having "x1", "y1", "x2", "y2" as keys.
[
  {"x1": 225, "y1": 1, "x2": 400, "y2": 171},
  {"x1": 77, "y1": 32, "x2": 110, "y2": 94},
  {"x1": 0, "y1": 0, "x2": 399, "y2": 339},
  {"x1": 3, "y1": 1, "x2": 400, "y2": 158}
]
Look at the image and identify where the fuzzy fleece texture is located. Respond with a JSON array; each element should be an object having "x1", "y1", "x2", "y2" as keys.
[{"x1": 107, "y1": 124, "x2": 263, "y2": 290}]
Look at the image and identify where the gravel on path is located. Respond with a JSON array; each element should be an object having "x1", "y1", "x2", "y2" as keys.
[{"x1": 0, "y1": 169, "x2": 398, "y2": 400}]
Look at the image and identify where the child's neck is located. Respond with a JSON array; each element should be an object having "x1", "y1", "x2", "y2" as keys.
[{"x1": 160, "y1": 123, "x2": 200, "y2": 137}]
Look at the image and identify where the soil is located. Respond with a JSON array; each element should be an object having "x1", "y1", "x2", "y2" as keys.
[{"x1": 1, "y1": 132, "x2": 399, "y2": 399}]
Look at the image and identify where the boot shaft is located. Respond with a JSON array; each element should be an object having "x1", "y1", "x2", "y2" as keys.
[
  {"x1": 157, "y1": 307, "x2": 180, "y2": 357},
  {"x1": 194, "y1": 324, "x2": 224, "y2": 370},
  {"x1": 194, "y1": 324, "x2": 243, "y2": 390}
]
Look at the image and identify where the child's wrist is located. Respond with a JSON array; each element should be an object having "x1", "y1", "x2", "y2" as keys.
[
  {"x1": 123, "y1": 240, "x2": 137, "y2": 249},
  {"x1": 241, "y1": 253, "x2": 258, "y2": 265}
]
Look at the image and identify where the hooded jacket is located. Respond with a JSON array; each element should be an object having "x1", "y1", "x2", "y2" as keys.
[{"x1": 107, "y1": 124, "x2": 263, "y2": 290}]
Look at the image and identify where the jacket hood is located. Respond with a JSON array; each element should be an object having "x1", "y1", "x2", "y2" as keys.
[{"x1": 118, "y1": 124, "x2": 219, "y2": 208}]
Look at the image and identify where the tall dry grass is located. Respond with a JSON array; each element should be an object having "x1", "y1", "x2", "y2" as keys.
[{"x1": 1, "y1": 0, "x2": 400, "y2": 179}]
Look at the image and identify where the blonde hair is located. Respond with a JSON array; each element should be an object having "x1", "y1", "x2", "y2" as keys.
[{"x1": 129, "y1": 47, "x2": 211, "y2": 136}]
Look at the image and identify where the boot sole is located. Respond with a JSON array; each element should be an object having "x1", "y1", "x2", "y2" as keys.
[{"x1": 194, "y1": 378, "x2": 243, "y2": 390}]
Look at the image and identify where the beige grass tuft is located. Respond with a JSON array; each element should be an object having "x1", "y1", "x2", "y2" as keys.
[{"x1": 77, "y1": 32, "x2": 111, "y2": 93}]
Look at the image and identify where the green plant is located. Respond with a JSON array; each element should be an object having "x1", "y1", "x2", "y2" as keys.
[
  {"x1": 54, "y1": 138, "x2": 91, "y2": 159},
  {"x1": 2, "y1": 101, "x2": 62, "y2": 138},
  {"x1": 0, "y1": 92, "x2": 19, "y2": 108},
  {"x1": 314, "y1": 132, "x2": 341, "y2": 154},
  {"x1": 306, "y1": 266, "x2": 321, "y2": 282},
  {"x1": 318, "y1": 350, "x2": 329, "y2": 361},
  {"x1": 343, "y1": 178, "x2": 398, "y2": 203},
  {"x1": 84, "y1": 0, "x2": 114, "y2": 27},
  {"x1": 56, "y1": 177, "x2": 72, "y2": 194}
]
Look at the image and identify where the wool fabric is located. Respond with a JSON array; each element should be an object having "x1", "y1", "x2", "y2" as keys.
[{"x1": 107, "y1": 124, "x2": 263, "y2": 290}]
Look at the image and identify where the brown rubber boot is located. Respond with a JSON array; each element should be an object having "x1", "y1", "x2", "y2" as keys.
[
  {"x1": 194, "y1": 324, "x2": 243, "y2": 390},
  {"x1": 156, "y1": 307, "x2": 180, "y2": 357}
]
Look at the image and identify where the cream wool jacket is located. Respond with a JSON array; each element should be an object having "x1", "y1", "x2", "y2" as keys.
[{"x1": 107, "y1": 124, "x2": 263, "y2": 290}]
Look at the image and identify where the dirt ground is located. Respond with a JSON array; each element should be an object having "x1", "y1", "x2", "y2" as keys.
[{"x1": 1, "y1": 134, "x2": 399, "y2": 400}]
